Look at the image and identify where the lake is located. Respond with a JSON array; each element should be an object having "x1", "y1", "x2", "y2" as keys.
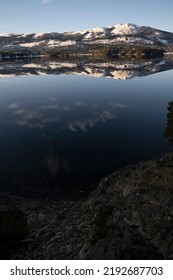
[{"x1": 0, "y1": 62, "x2": 173, "y2": 198}]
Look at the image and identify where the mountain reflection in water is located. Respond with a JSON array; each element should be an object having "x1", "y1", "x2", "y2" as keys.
[
  {"x1": 0, "y1": 58, "x2": 173, "y2": 199},
  {"x1": 0, "y1": 58, "x2": 173, "y2": 80}
]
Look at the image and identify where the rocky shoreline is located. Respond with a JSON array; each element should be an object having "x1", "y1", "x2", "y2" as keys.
[{"x1": 1, "y1": 152, "x2": 173, "y2": 259}]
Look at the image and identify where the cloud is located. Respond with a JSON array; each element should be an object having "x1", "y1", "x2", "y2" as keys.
[
  {"x1": 3, "y1": 99, "x2": 133, "y2": 132},
  {"x1": 40, "y1": 0, "x2": 52, "y2": 4},
  {"x1": 110, "y1": 102, "x2": 132, "y2": 109},
  {"x1": 67, "y1": 110, "x2": 118, "y2": 133},
  {"x1": 74, "y1": 101, "x2": 85, "y2": 107},
  {"x1": 6, "y1": 103, "x2": 20, "y2": 109}
]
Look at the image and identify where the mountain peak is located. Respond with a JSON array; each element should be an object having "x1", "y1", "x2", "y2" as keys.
[{"x1": 108, "y1": 23, "x2": 141, "y2": 35}]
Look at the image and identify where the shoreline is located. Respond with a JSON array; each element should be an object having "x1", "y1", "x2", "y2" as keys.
[{"x1": 1, "y1": 152, "x2": 173, "y2": 259}]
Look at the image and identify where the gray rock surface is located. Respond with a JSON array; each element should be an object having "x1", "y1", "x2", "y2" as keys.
[{"x1": 1, "y1": 152, "x2": 173, "y2": 259}]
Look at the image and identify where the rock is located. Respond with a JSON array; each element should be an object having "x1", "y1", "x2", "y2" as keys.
[{"x1": 1, "y1": 152, "x2": 173, "y2": 259}]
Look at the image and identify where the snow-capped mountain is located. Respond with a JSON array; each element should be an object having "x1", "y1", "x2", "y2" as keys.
[
  {"x1": 1, "y1": 23, "x2": 173, "y2": 80},
  {"x1": 0, "y1": 23, "x2": 173, "y2": 58}
]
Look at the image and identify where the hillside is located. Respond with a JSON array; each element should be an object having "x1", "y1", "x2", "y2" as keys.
[{"x1": 0, "y1": 23, "x2": 173, "y2": 60}]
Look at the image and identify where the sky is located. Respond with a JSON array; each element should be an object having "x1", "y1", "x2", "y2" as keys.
[{"x1": 1, "y1": 0, "x2": 173, "y2": 34}]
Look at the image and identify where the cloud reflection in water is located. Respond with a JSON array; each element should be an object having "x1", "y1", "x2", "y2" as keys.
[{"x1": 1, "y1": 98, "x2": 133, "y2": 132}]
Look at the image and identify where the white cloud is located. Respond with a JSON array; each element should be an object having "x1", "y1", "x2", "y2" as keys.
[
  {"x1": 110, "y1": 102, "x2": 132, "y2": 109},
  {"x1": 6, "y1": 103, "x2": 20, "y2": 109},
  {"x1": 67, "y1": 110, "x2": 118, "y2": 133},
  {"x1": 40, "y1": 0, "x2": 52, "y2": 4}
]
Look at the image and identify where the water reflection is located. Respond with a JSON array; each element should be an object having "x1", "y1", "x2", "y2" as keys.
[
  {"x1": 2, "y1": 99, "x2": 132, "y2": 131},
  {"x1": 0, "y1": 58, "x2": 173, "y2": 80},
  {"x1": 0, "y1": 59, "x2": 173, "y2": 198}
]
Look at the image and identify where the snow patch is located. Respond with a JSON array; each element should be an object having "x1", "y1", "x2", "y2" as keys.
[
  {"x1": 155, "y1": 61, "x2": 166, "y2": 66},
  {"x1": 33, "y1": 33, "x2": 44, "y2": 39},
  {"x1": 92, "y1": 27, "x2": 108, "y2": 35},
  {"x1": 110, "y1": 70, "x2": 134, "y2": 80},
  {"x1": 0, "y1": 33, "x2": 13, "y2": 37},
  {"x1": 19, "y1": 42, "x2": 42, "y2": 47},
  {"x1": 47, "y1": 62, "x2": 77, "y2": 69},
  {"x1": 65, "y1": 30, "x2": 86, "y2": 35},
  {"x1": 48, "y1": 40, "x2": 76, "y2": 47},
  {"x1": 84, "y1": 37, "x2": 153, "y2": 45},
  {"x1": 19, "y1": 34, "x2": 29, "y2": 38},
  {"x1": 110, "y1": 23, "x2": 140, "y2": 35},
  {"x1": 22, "y1": 62, "x2": 77, "y2": 69},
  {"x1": 156, "y1": 37, "x2": 168, "y2": 44},
  {"x1": 36, "y1": 71, "x2": 47, "y2": 76},
  {"x1": 22, "y1": 63, "x2": 46, "y2": 68},
  {"x1": 84, "y1": 27, "x2": 108, "y2": 39}
]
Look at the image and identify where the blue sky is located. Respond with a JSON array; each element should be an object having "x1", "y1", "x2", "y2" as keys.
[{"x1": 1, "y1": 0, "x2": 173, "y2": 34}]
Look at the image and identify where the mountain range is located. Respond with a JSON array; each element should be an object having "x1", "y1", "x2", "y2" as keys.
[
  {"x1": 0, "y1": 23, "x2": 173, "y2": 59},
  {"x1": 0, "y1": 23, "x2": 173, "y2": 80}
]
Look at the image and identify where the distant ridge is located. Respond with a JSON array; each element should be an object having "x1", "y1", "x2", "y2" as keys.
[{"x1": 0, "y1": 23, "x2": 173, "y2": 60}]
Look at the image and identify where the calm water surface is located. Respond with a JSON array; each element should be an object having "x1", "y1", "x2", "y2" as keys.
[{"x1": 0, "y1": 71, "x2": 173, "y2": 198}]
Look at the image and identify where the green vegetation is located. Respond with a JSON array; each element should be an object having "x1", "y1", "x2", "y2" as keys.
[
  {"x1": 0, "y1": 209, "x2": 27, "y2": 259},
  {"x1": 0, "y1": 44, "x2": 165, "y2": 61},
  {"x1": 47, "y1": 49, "x2": 69, "y2": 59},
  {"x1": 86, "y1": 45, "x2": 164, "y2": 60},
  {"x1": 86, "y1": 46, "x2": 118, "y2": 59}
]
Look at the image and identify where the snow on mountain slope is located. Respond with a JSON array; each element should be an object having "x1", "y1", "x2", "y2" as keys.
[
  {"x1": 83, "y1": 27, "x2": 109, "y2": 39},
  {"x1": 110, "y1": 23, "x2": 141, "y2": 35},
  {"x1": 47, "y1": 40, "x2": 76, "y2": 47},
  {"x1": 19, "y1": 42, "x2": 43, "y2": 47},
  {"x1": 33, "y1": 33, "x2": 44, "y2": 39},
  {"x1": 65, "y1": 23, "x2": 172, "y2": 44},
  {"x1": 0, "y1": 23, "x2": 173, "y2": 55},
  {"x1": 67, "y1": 23, "x2": 141, "y2": 38},
  {"x1": 0, "y1": 33, "x2": 13, "y2": 37}
]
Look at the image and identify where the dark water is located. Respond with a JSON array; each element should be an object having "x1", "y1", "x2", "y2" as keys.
[{"x1": 0, "y1": 70, "x2": 173, "y2": 198}]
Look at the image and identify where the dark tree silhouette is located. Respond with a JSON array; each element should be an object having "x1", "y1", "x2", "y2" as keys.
[{"x1": 164, "y1": 101, "x2": 173, "y2": 145}]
